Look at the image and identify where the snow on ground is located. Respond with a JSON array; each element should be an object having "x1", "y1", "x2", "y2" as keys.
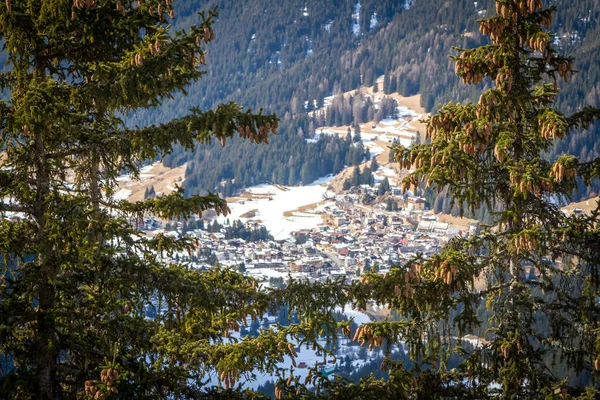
[
  {"x1": 379, "y1": 167, "x2": 396, "y2": 177},
  {"x1": 379, "y1": 119, "x2": 398, "y2": 126},
  {"x1": 116, "y1": 175, "x2": 131, "y2": 183},
  {"x1": 139, "y1": 163, "x2": 157, "y2": 174},
  {"x1": 373, "y1": 166, "x2": 398, "y2": 185},
  {"x1": 367, "y1": 145, "x2": 384, "y2": 158},
  {"x1": 310, "y1": 174, "x2": 336, "y2": 185},
  {"x1": 113, "y1": 189, "x2": 132, "y2": 200},
  {"x1": 246, "y1": 268, "x2": 289, "y2": 280},
  {"x1": 221, "y1": 176, "x2": 334, "y2": 240},
  {"x1": 116, "y1": 162, "x2": 159, "y2": 183},
  {"x1": 396, "y1": 106, "x2": 419, "y2": 118}
]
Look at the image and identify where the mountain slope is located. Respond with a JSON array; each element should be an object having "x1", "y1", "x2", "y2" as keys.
[{"x1": 130, "y1": 0, "x2": 600, "y2": 201}]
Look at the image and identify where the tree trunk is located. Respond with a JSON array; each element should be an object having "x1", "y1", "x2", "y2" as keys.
[{"x1": 34, "y1": 58, "x2": 56, "y2": 400}]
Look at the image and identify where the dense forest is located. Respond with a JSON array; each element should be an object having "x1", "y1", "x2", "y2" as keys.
[
  {"x1": 122, "y1": 0, "x2": 600, "y2": 201},
  {"x1": 167, "y1": 123, "x2": 370, "y2": 196}
]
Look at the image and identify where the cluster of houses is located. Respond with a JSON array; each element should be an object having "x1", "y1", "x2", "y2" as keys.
[{"x1": 146, "y1": 193, "x2": 478, "y2": 288}]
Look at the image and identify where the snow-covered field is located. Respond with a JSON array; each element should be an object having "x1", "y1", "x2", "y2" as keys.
[
  {"x1": 112, "y1": 189, "x2": 132, "y2": 200},
  {"x1": 220, "y1": 176, "x2": 335, "y2": 240},
  {"x1": 373, "y1": 166, "x2": 398, "y2": 184}
]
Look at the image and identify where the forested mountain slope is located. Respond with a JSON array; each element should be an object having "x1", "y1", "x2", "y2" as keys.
[{"x1": 127, "y1": 0, "x2": 600, "y2": 200}]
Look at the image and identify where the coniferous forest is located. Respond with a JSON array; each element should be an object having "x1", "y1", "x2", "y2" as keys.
[
  {"x1": 0, "y1": 0, "x2": 599, "y2": 399},
  {"x1": 130, "y1": 0, "x2": 600, "y2": 200}
]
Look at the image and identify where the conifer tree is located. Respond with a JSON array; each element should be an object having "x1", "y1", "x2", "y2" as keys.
[
  {"x1": 389, "y1": 0, "x2": 600, "y2": 396},
  {"x1": 0, "y1": 1, "x2": 283, "y2": 398},
  {"x1": 378, "y1": 177, "x2": 390, "y2": 196}
]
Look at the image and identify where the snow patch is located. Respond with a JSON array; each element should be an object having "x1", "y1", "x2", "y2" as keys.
[
  {"x1": 379, "y1": 118, "x2": 398, "y2": 126},
  {"x1": 219, "y1": 179, "x2": 333, "y2": 240},
  {"x1": 352, "y1": 2, "x2": 361, "y2": 37},
  {"x1": 113, "y1": 189, "x2": 132, "y2": 201},
  {"x1": 369, "y1": 12, "x2": 379, "y2": 29}
]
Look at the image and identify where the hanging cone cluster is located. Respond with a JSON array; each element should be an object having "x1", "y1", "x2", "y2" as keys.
[
  {"x1": 340, "y1": 323, "x2": 352, "y2": 339},
  {"x1": 219, "y1": 368, "x2": 240, "y2": 389},
  {"x1": 198, "y1": 51, "x2": 206, "y2": 65},
  {"x1": 73, "y1": 0, "x2": 96, "y2": 9},
  {"x1": 425, "y1": 112, "x2": 454, "y2": 140},
  {"x1": 527, "y1": 32, "x2": 548, "y2": 53},
  {"x1": 477, "y1": 91, "x2": 499, "y2": 118},
  {"x1": 84, "y1": 380, "x2": 104, "y2": 399},
  {"x1": 401, "y1": 176, "x2": 419, "y2": 193},
  {"x1": 213, "y1": 202, "x2": 230, "y2": 217},
  {"x1": 188, "y1": 49, "x2": 196, "y2": 68},
  {"x1": 482, "y1": 51, "x2": 504, "y2": 72},
  {"x1": 500, "y1": 343, "x2": 511, "y2": 359},
  {"x1": 435, "y1": 259, "x2": 458, "y2": 285},
  {"x1": 100, "y1": 368, "x2": 119, "y2": 387},
  {"x1": 411, "y1": 153, "x2": 426, "y2": 169},
  {"x1": 131, "y1": 53, "x2": 143, "y2": 66},
  {"x1": 274, "y1": 341, "x2": 298, "y2": 368},
  {"x1": 539, "y1": 114, "x2": 566, "y2": 140},
  {"x1": 397, "y1": 147, "x2": 413, "y2": 169},
  {"x1": 494, "y1": 143, "x2": 508, "y2": 162},
  {"x1": 513, "y1": 233, "x2": 538, "y2": 253},
  {"x1": 274, "y1": 384, "x2": 284, "y2": 399},
  {"x1": 509, "y1": 169, "x2": 539, "y2": 193},
  {"x1": 461, "y1": 121, "x2": 492, "y2": 155},
  {"x1": 352, "y1": 325, "x2": 384, "y2": 351},
  {"x1": 461, "y1": 141, "x2": 486, "y2": 156},
  {"x1": 236, "y1": 120, "x2": 278, "y2": 144},
  {"x1": 84, "y1": 368, "x2": 119, "y2": 398},
  {"x1": 496, "y1": 69, "x2": 513, "y2": 92},
  {"x1": 455, "y1": 52, "x2": 484, "y2": 85},
  {"x1": 163, "y1": 1, "x2": 177, "y2": 21},
  {"x1": 116, "y1": 0, "x2": 125, "y2": 15},
  {"x1": 479, "y1": 18, "x2": 509, "y2": 44},
  {"x1": 148, "y1": 39, "x2": 161, "y2": 56},
  {"x1": 304, "y1": 370, "x2": 313, "y2": 385},
  {"x1": 380, "y1": 359, "x2": 388, "y2": 371},
  {"x1": 400, "y1": 264, "x2": 421, "y2": 298},
  {"x1": 550, "y1": 161, "x2": 576, "y2": 182},
  {"x1": 225, "y1": 318, "x2": 240, "y2": 333},
  {"x1": 496, "y1": 0, "x2": 542, "y2": 19},
  {"x1": 203, "y1": 27, "x2": 215, "y2": 44}
]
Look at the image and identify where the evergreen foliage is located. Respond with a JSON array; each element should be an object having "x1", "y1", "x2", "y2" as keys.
[
  {"x1": 344, "y1": 164, "x2": 375, "y2": 190},
  {"x1": 205, "y1": 219, "x2": 272, "y2": 242},
  {"x1": 378, "y1": 177, "x2": 390, "y2": 196},
  {"x1": 0, "y1": 1, "x2": 281, "y2": 398},
  {"x1": 392, "y1": 0, "x2": 600, "y2": 395}
]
